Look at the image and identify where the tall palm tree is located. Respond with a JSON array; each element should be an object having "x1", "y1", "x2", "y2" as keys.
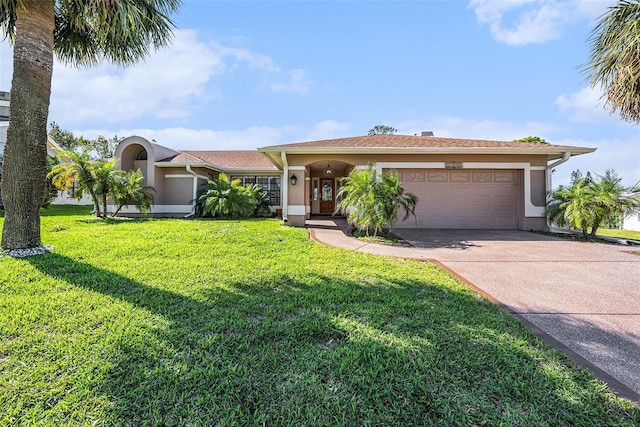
[
  {"x1": 584, "y1": 0, "x2": 640, "y2": 122},
  {"x1": 0, "y1": 0, "x2": 180, "y2": 249}
]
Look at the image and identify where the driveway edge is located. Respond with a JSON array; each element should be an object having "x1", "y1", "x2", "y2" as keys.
[{"x1": 428, "y1": 259, "x2": 640, "y2": 407}]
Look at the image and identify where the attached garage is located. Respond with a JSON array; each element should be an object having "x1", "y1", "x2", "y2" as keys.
[
  {"x1": 259, "y1": 133, "x2": 595, "y2": 230},
  {"x1": 397, "y1": 169, "x2": 519, "y2": 229}
]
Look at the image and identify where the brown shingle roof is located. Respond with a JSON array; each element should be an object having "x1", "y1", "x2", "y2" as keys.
[
  {"x1": 259, "y1": 134, "x2": 585, "y2": 151},
  {"x1": 168, "y1": 150, "x2": 276, "y2": 170}
]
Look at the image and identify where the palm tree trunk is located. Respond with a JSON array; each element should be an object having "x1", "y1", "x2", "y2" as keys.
[
  {"x1": 1, "y1": 0, "x2": 54, "y2": 250},
  {"x1": 102, "y1": 193, "x2": 108, "y2": 218}
]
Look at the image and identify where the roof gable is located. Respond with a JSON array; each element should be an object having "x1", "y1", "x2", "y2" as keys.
[{"x1": 167, "y1": 150, "x2": 277, "y2": 170}]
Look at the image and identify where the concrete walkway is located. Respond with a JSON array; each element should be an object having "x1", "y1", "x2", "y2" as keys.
[{"x1": 307, "y1": 218, "x2": 640, "y2": 405}]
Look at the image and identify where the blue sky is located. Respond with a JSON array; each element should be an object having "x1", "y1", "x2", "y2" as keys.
[{"x1": 1, "y1": 0, "x2": 639, "y2": 187}]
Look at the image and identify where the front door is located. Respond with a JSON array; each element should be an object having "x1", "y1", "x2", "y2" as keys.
[{"x1": 319, "y1": 178, "x2": 335, "y2": 214}]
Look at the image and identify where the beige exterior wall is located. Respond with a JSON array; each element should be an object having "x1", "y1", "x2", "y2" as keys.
[
  {"x1": 164, "y1": 177, "x2": 193, "y2": 205},
  {"x1": 284, "y1": 152, "x2": 550, "y2": 230},
  {"x1": 530, "y1": 169, "x2": 546, "y2": 206},
  {"x1": 288, "y1": 169, "x2": 307, "y2": 206}
]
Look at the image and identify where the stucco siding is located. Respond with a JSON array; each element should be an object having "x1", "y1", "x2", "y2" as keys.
[
  {"x1": 530, "y1": 169, "x2": 546, "y2": 207},
  {"x1": 164, "y1": 177, "x2": 193, "y2": 205}
]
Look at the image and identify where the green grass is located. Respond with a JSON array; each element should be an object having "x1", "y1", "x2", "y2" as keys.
[
  {"x1": 1, "y1": 206, "x2": 638, "y2": 426},
  {"x1": 594, "y1": 227, "x2": 640, "y2": 241}
]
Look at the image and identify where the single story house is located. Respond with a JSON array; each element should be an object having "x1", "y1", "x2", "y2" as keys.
[{"x1": 113, "y1": 133, "x2": 595, "y2": 230}]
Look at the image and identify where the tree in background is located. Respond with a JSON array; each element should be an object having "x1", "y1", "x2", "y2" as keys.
[
  {"x1": 584, "y1": 0, "x2": 640, "y2": 122},
  {"x1": 368, "y1": 125, "x2": 397, "y2": 135},
  {"x1": 0, "y1": 0, "x2": 180, "y2": 250},
  {"x1": 336, "y1": 165, "x2": 418, "y2": 237},
  {"x1": 546, "y1": 169, "x2": 640, "y2": 237},
  {"x1": 513, "y1": 136, "x2": 549, "y2": 144},
  {"x1": 49, "y1": 122, "x2": 122, "y2": 159}
]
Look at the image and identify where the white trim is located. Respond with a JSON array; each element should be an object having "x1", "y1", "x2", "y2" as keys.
[
  {"x1": 287, "y1": 204, "x2": 307, "y2": 215},
  {"x1": 289, "y1": 165, "x2": 306, "y2": 171},
  {"x1": 165, "y1": 174, "x2": 194, "y2": 178},
  {"x1": 281, "y1": 151, "x2": 289, "y2": 221},
  {"x1": 376, "y1": 161, "x2": 545, "y2": 217},
  {"x1": 531, "y1": 165, "x2": 546, "y2": 171}
]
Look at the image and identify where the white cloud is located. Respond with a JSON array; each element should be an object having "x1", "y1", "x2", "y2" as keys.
[
  {"x1": 269, "y1": 69, "x2": 312, "y2": 94},
  {"x1": 468, "y1": 0, "x2": 614, "y2": 46},
  {"x1": 556, "y1": 86, "x2": 612, "y2": 122},
  {"x1": 551, "y1": 137, "x2": 640, "y2": 188},
  {"x1": 306, "y1": 120, "x2": 351, "y2": 141},
  {"x1": 2, "y1": 29, "x2": 311, "y2": 126},
  {"x1": 397, "y1": 116, "x2": 563, "y2": 141},
  {"x1": 74, "y1": 120, "x2": 352, "y2": 152}
]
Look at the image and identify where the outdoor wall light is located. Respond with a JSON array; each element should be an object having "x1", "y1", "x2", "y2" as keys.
[{"x1": 290, "y1": 174, "x2": 298, "y2": 185}]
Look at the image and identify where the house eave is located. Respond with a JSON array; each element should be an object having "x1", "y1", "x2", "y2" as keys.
[
  {"x1": 258, "y1": 146, "x2": 597, "y2": 156},
  {"x1": 154, "y1": 162, "x2": 279, "y2": 174},
  {"x1": 221, "y1": 168, "x2": 281, "y2": 175},
  {"x1": 155, "y1": 162, "x2": 222, "y2": 172}
]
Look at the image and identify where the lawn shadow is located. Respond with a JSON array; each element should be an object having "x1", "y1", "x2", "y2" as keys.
[
  {"x1": 23, "y1": 253, "x2": 640, "y2": 425},
  {"x1": 393, "y1": 229, "x2": 565, "y2": 250}
]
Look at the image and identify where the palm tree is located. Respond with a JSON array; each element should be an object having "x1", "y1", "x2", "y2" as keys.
[
  {"x1": 589, "y1": 169, "x2": 640, "y2": 236},
  {"x1": 198, "y1": 173, "x2": 258, "y2": 219},
  {"x1": 546, "y1": 178, "x2": 598, "y2": 237},
  {"x1": 584, "y1": 0, "x2": 640, "y2": 122},
  {"x1": 546, "y1": 169, "x2": 640, "y2": 237},
  {"x1": 336, "y1": 165, "x2": 418, "y2": 237},
  {"x1": 92, "y1": 159, "x2": 125, "y2": 217},
  {"x1": 48, "y1": 150, "x2": 100, "y2": 216},
  {"x1": 0, "y1": 0, "x2": 180, "y2": 249},
  {"x1": 112, "y1": 169, "x2": 155, "y2": 217}
]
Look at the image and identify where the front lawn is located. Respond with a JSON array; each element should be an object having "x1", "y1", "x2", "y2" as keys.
[
  {"x1": 594, "y1": 227, "x2": 640, "y2": 241},
  {"x1": 1, "y1": 207, "x2": 638, "y2": 425}
]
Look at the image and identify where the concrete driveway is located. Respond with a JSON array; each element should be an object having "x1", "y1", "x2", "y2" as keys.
[{"x1": 307, "y1": 219, "x2": 640, "y2": 404}]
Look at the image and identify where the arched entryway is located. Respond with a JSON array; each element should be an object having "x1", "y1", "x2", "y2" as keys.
[{"x1": 307, "y1": 160, "x2": 354, "y2": 215}]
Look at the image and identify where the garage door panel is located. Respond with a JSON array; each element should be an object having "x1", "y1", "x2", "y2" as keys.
[{"x1": 397, "y1": 169, "x2": 519, "y2": 229}]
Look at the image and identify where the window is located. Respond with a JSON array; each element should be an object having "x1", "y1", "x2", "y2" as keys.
[
  {"x1": 136, "y1": 149, "x2": 148, "y2": 160},
  {"x1": 231, "y1": 175, "x2": 281, "y2": 205}
]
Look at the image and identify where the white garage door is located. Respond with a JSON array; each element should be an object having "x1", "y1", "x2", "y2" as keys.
[{"x1": 396, "y1": 169, "x2": 519, "y2": 229}]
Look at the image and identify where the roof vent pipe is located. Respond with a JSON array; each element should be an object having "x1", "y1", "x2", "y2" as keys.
[{"x1": 421, "y1": 131, "x2": 434, "y2": 137}]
